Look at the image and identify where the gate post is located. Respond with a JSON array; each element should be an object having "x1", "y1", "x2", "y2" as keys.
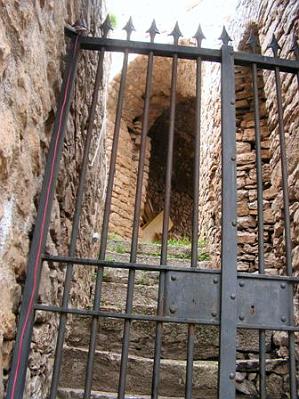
[
  {"x1": 5, "y1": 32, "x2": 81, "y2": 399},
  {"x1": 218, "y1": 28, "x2": 238, "y2": 399}
]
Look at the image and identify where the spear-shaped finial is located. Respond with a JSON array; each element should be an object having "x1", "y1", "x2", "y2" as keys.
[
  {"x1": 146, "y1": 19, "x2": 160, "y2": 43},
  {"x1": 246, "y1": 29, "x2": 258, "y2": 52},
  {"x1": 72, "y1": 18, "x2": 89, "y2": 35},
  {"x1": 101, "y1": 15, "x2": 113, "y2": 38},
  {"x1": 169, "y1": 21, "x2": 183, "y2": 45},
  {"x1": 123, "y1": 16, "x2": 135, "y2": 40},
  {"x1": 267, "y1": 34, "x2": 281, "y2": 57},
  {"x1": 291, "y1": 34, "x2": 299, "y2": 60},
  {"x1": 219, "y1": 26, "x2": 232, "y2": 46},
  {"x1": 193, "y1": 23, "x2": 205, "y2": 47}
]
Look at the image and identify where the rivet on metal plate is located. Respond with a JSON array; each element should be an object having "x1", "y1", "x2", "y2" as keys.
[{"x1": 169, "y1": 305, "x2": 177, "y2": 314}]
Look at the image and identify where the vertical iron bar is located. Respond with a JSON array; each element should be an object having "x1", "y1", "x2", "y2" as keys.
[
  {"x1": 218, "y1": 43, "x2": 238, "y2": 399},
  {"x1": 251, "y1": 62, "x2": 266, "y2": 399},
  {"x1": 5, "y1": 34, "x2": 81, "y2": 399},
  {"x1": 274, "y1": 66, "x2": 297, "y2": 398},
  {"x1": 118, "y1": 51, "x2": 154, "y2": 398},
  {"x1": 191, "y1": 58, "x2": 202, "y2": 267},
  {"x1": 185, "y1": 324, "x2": 195, "y2": 399},
  {"x1": 151, "y1": 53, "x2": 178, "y2": 399},
  {"x1": 185, "y1": 55, "x2": 202, "y2": 399},
  {"x1": 83, "y1": 49, "x2": 129, "y2": 399},
  {"x1": 49, "y1": 47, "x2": 105, "y2": 399}
]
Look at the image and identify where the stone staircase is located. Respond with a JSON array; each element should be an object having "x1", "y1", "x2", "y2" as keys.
[{"x1": 57, "y1": 240, "x2": 287, "y2": 399}]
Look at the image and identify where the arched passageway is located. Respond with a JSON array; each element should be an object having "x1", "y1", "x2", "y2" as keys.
[
  {"x1": 144, "y1": 98, "x2": 196, "y2": 238},
  {"x1": 106, "y1": 53, "x2": 196, "y2": 240}
]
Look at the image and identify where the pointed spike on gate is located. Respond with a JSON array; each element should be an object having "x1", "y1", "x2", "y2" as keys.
[
  {"x1": 146, "y1": 19, "x2": 160, "y2": 43},
  {"x1": 219, "y1": 26, "x2": 232, "y2": 46},
  {"x1": 290, "y1": 34, "x2": 299, "y2": 60},
  {"x1": 123, "y1": 16, "x2": 136, "y2": 40},
  {"x1": 246, "y1": 29, "x2": 258, "y2": 52},
  {"x1": 267, "y1": 33, "x2": 281, "y2": 57},
  {"x1": 193, "y1": 23, "x2": 205, "y2": 47},
  {"x1": 169, "y1": 21, "x2": 183, "y2": 45},
  {"x1": 101, "y1": 14, "x2": 113, "y2": 38}
]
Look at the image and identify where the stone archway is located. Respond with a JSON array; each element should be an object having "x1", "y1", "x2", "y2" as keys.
[
  {"x1": 106, "y1": 52, "x2": 197, "y2": 240},
  {"x1": 144, "y1": 98, "x2": 196, "y2": 238}
]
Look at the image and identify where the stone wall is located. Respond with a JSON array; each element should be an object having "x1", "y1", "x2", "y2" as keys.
[
  {"x1": 235, "y1": 63, "x2": 274, "y2": 272},
  {"x1": 198, "y1": 0, "x2": 299, "y2": 369},
  {"x1": 199, "y1": 48, "x2": 275, "y2": 272},
  {"x1": 0, "y1": 1, "x2": 108, "y2": 397},
  {"x1": 199, "y1": 0, "x2": 299, "y2": 277},
  {"x1": 258, "y1": 0, "x2": 299, "y2": 277}
]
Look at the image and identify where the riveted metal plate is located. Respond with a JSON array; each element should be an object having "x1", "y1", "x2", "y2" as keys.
[
  {"x1": 164, "y1": 271, "x2": 291, "y2": 329},
  {"x1": 164, "y1": 271, "x2": 220, "y2": 323},
  {"x1": 237, "y1": 277, "x2": 290, "y2": 328}
]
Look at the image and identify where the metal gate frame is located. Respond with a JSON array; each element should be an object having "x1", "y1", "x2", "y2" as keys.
[{"x1": 5, "y1": 17, "x2": 299, "y2": 399}]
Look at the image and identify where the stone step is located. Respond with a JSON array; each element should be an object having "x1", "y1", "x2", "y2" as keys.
[
  {"x1": 99, "y1": 281, "x2": 158, "y2": 313},
  {"x1": 67, "y1": 313, "x2": 271, "y2": 361},
  {"x1": 57, "y1": 386, "x2": 288, "y2": 399},
  {"x1": 104, "y1": 251, "x2": 212, "y2": 269},
  {"x1": 56, "y1": 386, "x2": 286, "y2": 399},
  {"x1": 69, "y1": 282, "x2": 272, "y2": 360},
  {"x1": 102, "y1": 266, "x2": 160, "y2": 286},
  {"x1": 59, "y1": 348, "x2": 288, "y2": 398},
  {"x1": 67, "y1": 315, "x2": 219, "y2": 360},
  {"x1": 59, "y1": 347, "x2": 218, "y2": 398},
  {"x1": 57, "y1": 388, "x2": 184, "y2": 399},
  {"x1": 102, "y1": 258, "x2": 212, "y2": 288}
]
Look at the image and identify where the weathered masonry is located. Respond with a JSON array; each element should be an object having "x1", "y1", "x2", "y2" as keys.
[
  {"x1": 4, "y1": 11, "x2": 299, "y2": 399},
  {"x1": 0, "y1": 2, "x2": 108, "y2": 398}
]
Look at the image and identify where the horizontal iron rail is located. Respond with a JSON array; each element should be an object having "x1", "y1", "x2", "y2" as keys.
[
  {"x1": 65, "y1": 28, "x2": 299, "y2": 73},
  {"x1": 33, "y1": 304, "x2": 299, "y2": 332},
  {"x1": 34, "y1": 304, "x2": 220, "y2": 325},
  {"x1": 43, "y1": 254, "x2": 299, "y2": 282}
]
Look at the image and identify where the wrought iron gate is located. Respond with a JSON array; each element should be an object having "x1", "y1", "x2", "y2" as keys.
[{"x1": 5, "y1": 16, "x2": 299, "y2": 399}]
